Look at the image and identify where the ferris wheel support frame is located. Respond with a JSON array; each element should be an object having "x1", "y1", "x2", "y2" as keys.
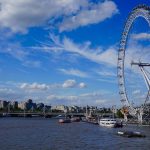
[
  {"x1": 131, "y1": 62, "x2": 150, "y2": 90},
  {"x1": 117, "y1": 4, "x2": 150, "y2": 124},
  {"x1": 131, "y1": 62, "x2": 150, "y2": 124}
]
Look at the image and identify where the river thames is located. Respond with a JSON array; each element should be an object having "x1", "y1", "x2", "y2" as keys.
[{"x1": 0, "y1": 117, "x2": 150, "y2": 150}]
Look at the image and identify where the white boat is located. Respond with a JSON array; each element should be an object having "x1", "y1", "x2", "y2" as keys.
[
  {"x1": 99, "y1": 118, "x2": 123, "y2": 128},
  {"x1": 54, "y1": 115, "x2": 65, "y2": 119}
]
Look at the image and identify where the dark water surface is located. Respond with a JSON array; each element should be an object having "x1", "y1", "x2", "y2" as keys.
[{"x1": 0, "y1": 117, "x2": 150, "y2": 150}]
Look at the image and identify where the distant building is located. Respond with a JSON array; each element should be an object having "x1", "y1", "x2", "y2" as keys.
[
  {"x1": 10, "y1": 101, "x2": 18, "y2": 109},
  {"x1": 37, "y1": 103, "x2": 44, "y2": 110},
  {"x1": 45, "y1": 105, "x2": 51, "y2": 111},
  {"x1": 0, "y1": 100, "x2": 8, "y2": 109},
  {"x1": 18, "y1": 99, "x2": 37, "y2": 110},
  {"x1": 68, "y1": 106, "x2": 74, "y2": 112},
  {"x1": 18, "y1": 101, "x2": 26, "y2": 110},
  {"x1": 51, "y1": 105, "x2": 67, "y2": 112},
  {"x1": 68, "y1": 105, "x2": 80, "y2": 113}
]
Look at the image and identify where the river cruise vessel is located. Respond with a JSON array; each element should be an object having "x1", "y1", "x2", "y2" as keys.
[{"x1": 99, "y1": 118, "x2": 123, "y2": 128}]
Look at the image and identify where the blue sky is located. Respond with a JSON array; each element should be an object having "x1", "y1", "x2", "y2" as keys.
[{"x1": 0, "y1": 0, "x2": 150, "y2": 107}]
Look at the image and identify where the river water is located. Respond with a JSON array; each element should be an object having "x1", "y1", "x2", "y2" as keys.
[{"x1": 0, "y1": 117, "x2": 150, "y2": 150}]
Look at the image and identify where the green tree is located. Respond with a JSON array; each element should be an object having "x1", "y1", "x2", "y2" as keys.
[{"x1": 116, "y1": 109, "x2": 124, "y2": 118}]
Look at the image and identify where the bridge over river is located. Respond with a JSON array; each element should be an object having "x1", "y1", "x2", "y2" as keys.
[{"x1": 0, "y1": 111, "x2": 113, "y2": 118}]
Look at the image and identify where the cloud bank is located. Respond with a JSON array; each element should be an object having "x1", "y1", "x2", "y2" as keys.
[{"x1": 0, "y1": 0, "x2": 118, "y2": 33}]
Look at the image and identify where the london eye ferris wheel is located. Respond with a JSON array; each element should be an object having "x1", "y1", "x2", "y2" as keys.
[{"x1": 117, "y1": 4, "x2": 150, "y2": 124}]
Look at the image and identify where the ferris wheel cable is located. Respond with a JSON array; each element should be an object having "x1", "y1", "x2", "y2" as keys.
[
  {"x1": 131, "y1": 62, "x2": 150, "y2": 85},
  {"x1": 118, "y1": 4, "x2": 150, "y2": 117},
  {"x1": 143, "y1": 90, "x2": 150, "y2": 110},
  {"x1": 145, "y1": 69, "x2": 150, "y2": 76},
  {"x1": 139, "y1": 67, "x2": 150, "y2": 90}
]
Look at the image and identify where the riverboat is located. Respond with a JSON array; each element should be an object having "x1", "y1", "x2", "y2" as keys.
[
  {"x1": 99, "y1": 118, "x2": 123, "y2": 128},
  {"x1": 82, "y1": 117, "x2": 98, "y2": 125},
  {"x1": 58, "y1": 118, "x2": 71, "y2": 123},
  {"x1": 117, "y1": 131, "x2": 146, "y2": 138},
  {"x1": 71, "y1": 117, "x2": 80, "y2": 122}
]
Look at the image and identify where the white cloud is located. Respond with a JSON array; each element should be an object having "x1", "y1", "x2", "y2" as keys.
[
  {"x1": 0, "y1": 42, "x2": 43, "y2": 68},
  {"x1": 0, "y1": 0, "x2": 118, "y2": 33},
  {"x1": 79, "y1": 82, "x2": 87, "y2": 88},
  {"x1": 0, "y1": 43, "x2": 28, "y2": 61},
  {"x1": 46, "y1": 91, "x2": 114, "y2": 106},
  {"x1": 0, "y1": 87, "x2": 24, "y2": 100},
  {"x1": 96, "y1": 70, "x2": 116, "y2": 77},
  {"x1": 58, "y1": 68, "x2": 89, "y2": 78},
  {"x1": 0, "y1": 88, "x2": 15, "y2": 94},
  {"x1": 47, "y1": 94, "x2": 78, "y2": 101},
  {"x1": 80, "y1": 92, "x2": 102, "y2": 97},
  {"x1": 59, "y1": 0, "x2": 118, "y2": 32},
  {"x1": 132, "y1": 90, "x2": 141, "y2": 95},
  {"x1": 97, "y1": 78, "x2": 117, "y2": 84},
  {"x1": 62, "y1": 79, "x2": 76, "y2": 88},
  {"x1": 95, "y1": 99, "x2": 107, "y2": 105},
  {"x1": 38, "y1": 34, "x2": 118, "y2": 67},
  {"x1": 62, "y1": 79, "x2": 87, "y2": 88},
  {"x1": 19, "y1": 80, "x2": 86, "y2": 92},
  {"x1": 0, "y1": 81, "x2": 117, "y2": 106},
  {"x1": 23, "y1": 60, "x2": 42, "y2": 68},
  {"x1": 131, "y1": 33, "x2": 150, "y2": 41},
  {"x1": 20, "y1": 82, "x2": 49, "y2": 91}
]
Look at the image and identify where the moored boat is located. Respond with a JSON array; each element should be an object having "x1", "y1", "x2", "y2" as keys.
[
  {"x1": 82, "y1": 117, "x2": 98, "y2": 125},
  {"x1": 59, "y1": 118, "x2": 71, "y2": 123},
  {"x1": 117, "y1": 131, "x2": 146, "y2": 138},
  {"x1": 99, "y1": 118, "x2": 123, "y2": 128},
  {"x1": 71, "y1": 117, "x2": 80, "y2": 122}
]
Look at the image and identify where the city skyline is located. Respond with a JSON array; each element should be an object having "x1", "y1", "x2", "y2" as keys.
[{"x1": 0, "y1": 0, "x2": 149, "y2": 107}]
